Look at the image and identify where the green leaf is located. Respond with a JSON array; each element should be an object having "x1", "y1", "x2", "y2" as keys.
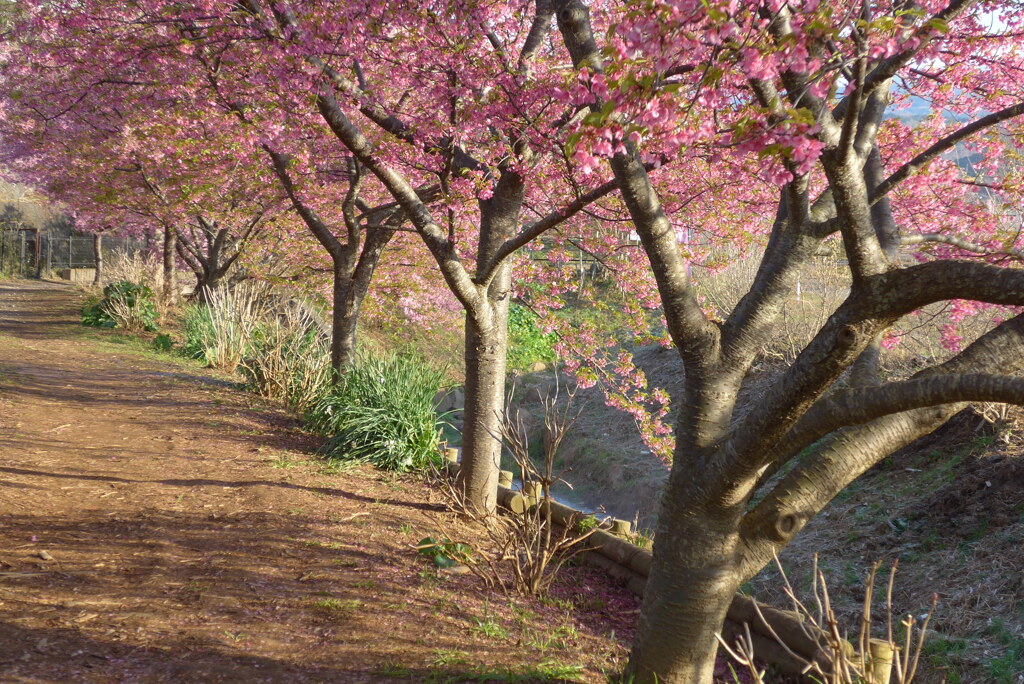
[{"x1": 433, "y1": 554, "x2": 457, "y2": 568}]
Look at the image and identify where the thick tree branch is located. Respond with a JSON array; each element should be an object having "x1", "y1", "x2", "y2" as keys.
[
  {"x1": 265, "y1": 145, "x2": 345, "y2": 261},
  {"x1": 719, "y1": 257, "x2": 1024, "y2": 492},
  {"x1": 869, "y1": 259, "x2": 1024, "y2": 318},
  {"x1": 553, "y1": 0, "x2": 720, "y2": 367},
  {"x1": 478, "y1": 176, "x2": 620, "y2": 286},
  {"x1": 518, "y1": 0, "x2": 554, "y2": 75},
  {"x1": 721, "y1": 182, "x2": 825, "y2": 371},
  {"x1": 174, "y1": 234, "x2": 203, "y2": 276},
  {"x1": 739, "y1": 312, "x2": 1024, "y2": 568},
  {"x1": 772, "y1": 373, "x2": 1024, "y2": 468},
  {"x1": 313, "y1": 86, "x2": 480, "y2": 310}
]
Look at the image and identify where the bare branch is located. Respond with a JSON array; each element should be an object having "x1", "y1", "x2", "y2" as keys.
[
  {"x1": 872, "y1": 101, "x2": 1024, "y2": 203},
  {"x1": 902, "y1": 231, "x2": 1024, "y2": 261},
  {"x1": 479, "y1": 176, "x2": 620, "y2": 285}
]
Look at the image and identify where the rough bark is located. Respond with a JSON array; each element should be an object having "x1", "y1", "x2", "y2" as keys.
[
  {"x1": 458, "y1": 308, "x2": 509, "y2": 513},
  {"x1": 551, "y1": 2, "x2": 1024, "y2": 683},
  {"x1": 92, "y1": 233, "x2": 102, "y2": 285},
  {"x1": 328, "y1": 227, "x2": 392, "y2": 373},
  {"x1": 626, "y1": 499, "x2": 746, "y2": 683},
  {"x1": 162, "y1": 225, "x2": 176, "y2": 304},
  {"x1": 456, "y1": 170, "x2": 522, "y2": 513},
  {"x1": 264, "y1": 147, "x2": 400, "y2": 377}
]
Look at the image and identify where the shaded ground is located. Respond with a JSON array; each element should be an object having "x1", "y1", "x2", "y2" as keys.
[{"x1": 0, "y1": 280, "x2": 639, "y2": 683}]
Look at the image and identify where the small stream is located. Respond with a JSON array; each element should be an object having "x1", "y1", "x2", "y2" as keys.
[{"x1": 509, "y1": 476, "x2": 592, "y2": 514}]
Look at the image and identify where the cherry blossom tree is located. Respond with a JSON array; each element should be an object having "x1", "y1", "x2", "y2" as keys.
[
  {"x1": 0, "y1": 1, "x2": 420, "y2": 373},
  {"x1": 552, "y1": 0, "x2": 1024, "y2": 680},
  {"x1": 0, "y1": 7, "x2": 293, "y2": 301},
  {"x1": 224, "y1": 0, "x2": 626, "y2": 511}
]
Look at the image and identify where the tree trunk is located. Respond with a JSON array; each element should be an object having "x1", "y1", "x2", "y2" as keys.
[
  {"x1": 331, "y1": 266, "x2": 359, "y2": 374},
  {"x1": 457, "y1": 298, "x2": 510, "y2": 514},
  {"x1": 328, "y1": 228, "x2": 393, "y2": 377},
  {"x1": 92, "y1": 233, "x2": 103, "y2": 285},
  {"x1": 457, "y1": 171, "x2": 520, "y2": 514},
  {"x1": 626, "y1": 493, "x2": 746, "y2": 683},
  {"x1": 192, "y1": 270, "x2": 222, "y2": 304},
  {"x1": 162, "y1": 226, "x2": 177, "y2": 304}
]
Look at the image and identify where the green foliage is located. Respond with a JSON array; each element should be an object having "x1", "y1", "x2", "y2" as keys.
[
  {"x1": 416, "y1": 536, "x2": 472, "y2": 568},
  {"x1": 507, "y1": 303, "x2": 556, "y2": 372},
  {"x1": 985, "y1": 619, "x2": 1024, "y2": 682},
  {"x1": 240, "y1": 322, "x2": 332, "y2": 413},
  {"x1": 574, "y1": 514, "x2": 600, "y2": 534},
  {"x1": 180, "y1": 303, "x2": 217, "y2": 362},
  {"x1": 923, "y1": 637, "x2": 968, "y2": 683},
  {"x1": 152, "y1": 333, "x2": 174, "y2": 352},
  {"x1": 81, "y1": 280, "x2": 158, "y2": 332},
  {"x1": 306, "y1": 352, "x2": 448, "y2": 471},
  {"x1": 80, "y1": 296, "x2": 112, "y2": 328}
]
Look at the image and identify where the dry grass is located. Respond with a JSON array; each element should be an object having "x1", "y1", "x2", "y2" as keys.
[
  {"x1": 723, "y1": 556, "x2": 936, "y2": 684},
  {"x1": 239, "y1": 306, "x2": 332, "y2": 413},
  {"x1": 195, "y1": 282, "x2": 273, "y2": 372},
  {"x1": 746, "y1": 412, "x2": 1024, "y2": 683},
  {"x1": 103, "y1": 249, "x2": 161, "y2": 290}
]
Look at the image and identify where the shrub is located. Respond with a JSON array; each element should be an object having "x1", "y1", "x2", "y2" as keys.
[
  {"x1": 180, "y1": 284, "x2": 267, "y2": 371},
  {"x1": 81, "y1": 280, "x2": 158, "y2": 332},
  {"x1": 507, "y1": 303, "x2": 556, "y2": 372},
  {"x1": 240, "y1": 317, "x2": 332, "y2": 413},
  {"x1": 306, "y1": 352, "x2": 448, "y2": 471},
  {"x1": 152, "y1": 333, "x2": 174, "y2": 352}
]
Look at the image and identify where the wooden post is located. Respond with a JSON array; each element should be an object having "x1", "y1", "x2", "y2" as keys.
[
  {"x1": 498, "y1": 470, "x2": 513, "y2": 488},
  {"x1": 45, "y1": 235, "x2": 52, "y2": 276},
  {"x1": 496, "y1": 485, "x2": 528, "y2": 515},
  {"x1": 67, "y1": 237, "x2": 73, "y2": 269},
  {"x1": 611, "y1": 519, "x2": 632, "y2": 537},
  {"x1": 522, "y1": 482, "x2": 542, "y2": 507},
  {"x1": 868, "y1": 639, "x2": 895, "y2": 684},
  {"x1": 19, "y1": 231, "x2": 26, "y2": 277}
]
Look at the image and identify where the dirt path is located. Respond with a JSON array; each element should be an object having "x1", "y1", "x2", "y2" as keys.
[{"x1": 0, "y1": 280, "x2": 635, "y2": 683}]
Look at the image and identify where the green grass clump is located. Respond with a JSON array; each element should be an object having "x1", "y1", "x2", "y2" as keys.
[
  {"x1": 240, "y1": 323, "x2": 332, "y2": 413},
  {"x1": 306, "y1": 351, "x2": 448, "y2": 471},
  {"x1": 180, "y1": 303, "x2": 217, "y2": 362}
]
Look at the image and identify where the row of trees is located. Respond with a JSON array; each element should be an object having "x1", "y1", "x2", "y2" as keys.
[{"x1": 4, "y1": 1, "x2": 1024, "y2": 682}]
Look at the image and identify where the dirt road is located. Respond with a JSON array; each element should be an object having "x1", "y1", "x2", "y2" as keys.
[{"x1": 0, "y1": 280, "x2": 640, "y2": 684}]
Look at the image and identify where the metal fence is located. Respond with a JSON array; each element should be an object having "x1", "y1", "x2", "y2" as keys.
[{"x1": 0, "y1": 231, "x2": 145, "y2": 278}]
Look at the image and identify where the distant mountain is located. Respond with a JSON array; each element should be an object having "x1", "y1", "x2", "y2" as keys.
[{"x1": 889, "y1": 95, "x2": 934, "y2": 125}]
